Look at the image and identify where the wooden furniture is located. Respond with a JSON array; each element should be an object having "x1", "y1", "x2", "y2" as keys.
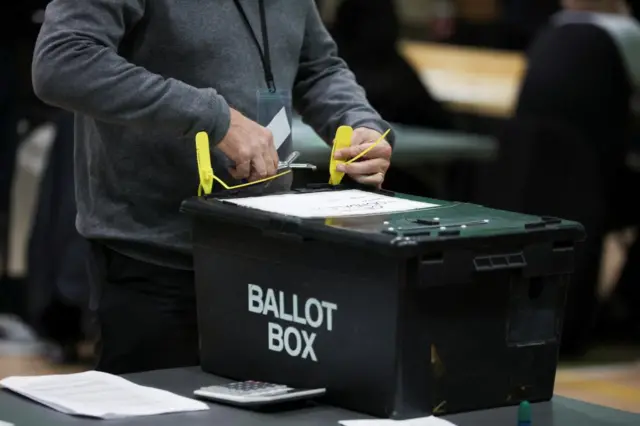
[
  {"x1": 455, "y1": 0, "x2": 501, "y2": 22},
  {"x1": 555, "y1": 364, "x2": 640, "y2": 414},
  {"x1": 400, "y1": 40, "x2": 527, "y2": 118}
]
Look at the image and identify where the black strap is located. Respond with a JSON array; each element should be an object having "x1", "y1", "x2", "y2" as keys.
[{"x1": 232, "y1": 0, "x2": 276, "y2": 92}]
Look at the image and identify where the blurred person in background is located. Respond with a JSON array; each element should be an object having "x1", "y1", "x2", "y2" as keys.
[
  {"x1": 331, "y1": 0, "x2": 453, "y2": 130},
  {"x1": 425, "y1": 0, "x2": 558, "y2": 50},
  {"x1": 0, "y1": 0, "x2": 48, "y2": 314},
  {"x1": 502, "y1": 0, "x2": 560, "y2": 49},
  {"x1": 0, "y1": 0, "x2": 90, "y2": 358},
  {"x1": 27, "y1": 111, "x2": 92, "y2": 365},
  {"x1": 0, "y1": 44, "x2": 18, "y2": 298},
  {"x1": 572, "y1": 0, "x2": 640, "y2": 343},
  {"x1": 510, "y1": 0, "x2": 638, "y2": 354}
]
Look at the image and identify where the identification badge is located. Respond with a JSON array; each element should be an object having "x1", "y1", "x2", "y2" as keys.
[
  {"x1": 257, "y1": 89, "x2": 293, "y2": 155},
  {"x1": 252, "y1": 89, "x2": 294, "y2": 194}
]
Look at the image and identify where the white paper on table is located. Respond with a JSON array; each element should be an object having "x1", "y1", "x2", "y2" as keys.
[
  {"x1": 222, "y1": 189, "x2": 439, "y2": 219},
  {"x1": 0, "y1": 371, "x2": 209, "y2": 419},
  {"x1": 267, "y1": 107, "x2": 292, "y2": 150},
  {"x1": 0, "y1": 421, "x2": 15, "y2": 426},
  {"x1": 340, "y1": 416, "x2": 457, "y2": 426}
]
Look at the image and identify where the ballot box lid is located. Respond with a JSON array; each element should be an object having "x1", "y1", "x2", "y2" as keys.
[{"x1": 181, "y1": 185, "x2": 585, "y2": 256}]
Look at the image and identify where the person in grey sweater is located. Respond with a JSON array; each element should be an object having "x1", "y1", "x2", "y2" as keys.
[{"x1": 32, "y1": 0, "x2": 394, "y2": 374}]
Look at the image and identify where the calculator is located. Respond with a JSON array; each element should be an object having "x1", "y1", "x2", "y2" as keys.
[{"x1": 193, "y1": 380, "x2": 326, "y2": 407}]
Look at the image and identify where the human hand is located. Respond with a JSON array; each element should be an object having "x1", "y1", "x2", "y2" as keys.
[
  {"x1": 217, "y1": 108, "x2": 279, "y2": 181},
  {"x1": 334, "y1": 127, "x2": 392, "y2": 188}
]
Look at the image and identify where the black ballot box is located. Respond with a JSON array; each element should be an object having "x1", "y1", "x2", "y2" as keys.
[{"x1": 181, "y1": 185, "x2": 585, "y2": 419}]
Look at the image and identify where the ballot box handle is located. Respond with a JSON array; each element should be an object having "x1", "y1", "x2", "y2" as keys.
[
  {"x1": 419, "y1": 242, "x2": 576, "y2": 288},
  {"x1": 419, "y1": 250, "x2": 525, "y2": 288},
  {"x1": 473, "y1": 253, "x2": 526, "y2": 271},
  {"x1": 261, "y1": 229, "x2": 307, "y2": 243},
  {"x1": 260, "y1": 218, "x2": 309, "y2": 243}
]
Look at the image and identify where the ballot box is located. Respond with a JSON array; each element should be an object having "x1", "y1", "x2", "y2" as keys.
[{"x1": 181, "y1": 185, "x2": 585, "y2": 419}]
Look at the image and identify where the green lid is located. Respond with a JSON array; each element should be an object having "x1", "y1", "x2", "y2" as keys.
[
  {"x1": 518, "y1": 401, "x2": 532, "y2": 422},
  {"x1": 385, "y1": 193, "x2": 585, "y2": 240}
]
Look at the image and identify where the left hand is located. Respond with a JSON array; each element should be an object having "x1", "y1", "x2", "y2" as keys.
[{"x1": 334, "y1": 127, "x2": 392, "y2": 188}]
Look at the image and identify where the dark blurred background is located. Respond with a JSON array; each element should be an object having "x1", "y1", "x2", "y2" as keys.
[{"x1": 1, "y1": 0, "x2": 639, "y2": 411}]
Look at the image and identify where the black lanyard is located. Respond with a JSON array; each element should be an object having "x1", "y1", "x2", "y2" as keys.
[{"x1": 232, "y1": 0, "x2": 276, "y2": 92}]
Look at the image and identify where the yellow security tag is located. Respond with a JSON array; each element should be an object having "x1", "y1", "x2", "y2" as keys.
[
  {"x1": 329, "y1": 125, "x2": 353, "y2": 185},
  {"x1": 195, "y1": 131, "x2": 214, "y2": 196},
  {"x1": 194, "y1": 131, "x2": 293, "y2": 194}
]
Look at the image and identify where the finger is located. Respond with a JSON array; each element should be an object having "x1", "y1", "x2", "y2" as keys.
[
  {"x1": 263, "y1": 151, "x2": 277, "y2": 177},
  {"x1": 229, "y1": 161, "x2": 251, "y2": 180},
  {"x1": 267, "y1": 145, "x2": 279, "y2": 174},
  {"x1": 337, "y1": 158, "x2": 389, "y2": 176},
  {"x1": 335, "y1": 141, "x2": 391, "y2": 161},
  {"x1": 249, "y1": 155, "x2": 268, "y2": 181},
  {"x1": 260, "y1": 129, "x2": 278, "y2": 175},
  {"x1": 351, "y1": 172, "x2": 385, "y2": 187},
  {"x1": 334, "y1": 143, "x2": 372, "y2": 161}
]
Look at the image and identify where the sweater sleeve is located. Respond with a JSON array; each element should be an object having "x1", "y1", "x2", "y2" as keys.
[
  {"x1": 292, "y1": 1, "x2": 395, "y2": 145},
  {"x1": 32, "y1": 0, "x2": 230, "y2": 143}
]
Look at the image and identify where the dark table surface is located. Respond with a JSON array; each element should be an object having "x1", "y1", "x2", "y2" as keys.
[{"x1": 1, "y1": 367, "x2": 639, "y2": 426}]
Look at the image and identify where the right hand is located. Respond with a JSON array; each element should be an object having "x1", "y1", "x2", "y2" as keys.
[{"x1": 217, "y1": 108, "x2": 278, "y2": 181}]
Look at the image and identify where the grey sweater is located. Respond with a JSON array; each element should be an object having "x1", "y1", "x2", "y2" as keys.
[{"x1": 32, "y1": 0, "x2": 392, "y2": 270}]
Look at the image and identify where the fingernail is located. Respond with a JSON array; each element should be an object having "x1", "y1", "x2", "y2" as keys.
[{"x1": 336, "y1": 164, "x2": 346, "y2": 172}]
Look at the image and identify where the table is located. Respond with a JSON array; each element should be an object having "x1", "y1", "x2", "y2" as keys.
[
  {"x1": 400, "y1": 41, "x2": 526, "y2": 118},
  {"x1": 1, "y1": 368, "x2": 639, "y2": 426},
  {"x1": 292, "y1": 119, "x2": 498, "y2": 166}
]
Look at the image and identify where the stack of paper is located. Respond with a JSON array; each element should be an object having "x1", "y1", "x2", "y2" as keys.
[
  {"x1": 340, "y1": 417, "x2": 456, "y2": 426},
  {"x1": 223, "y1": 189, "x2": 438, "y2": 219},
  {"x1": 0, "y1": 371, "x2": 209, "y2": 419}
]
